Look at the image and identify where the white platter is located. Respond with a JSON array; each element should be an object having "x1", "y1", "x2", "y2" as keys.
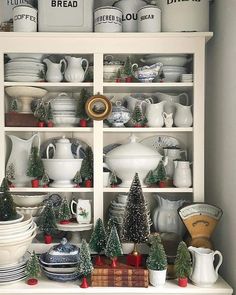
[
  {"x1": 140, "y1": 135, "x2": 180, "y2": 155},
  {"x1": 5, "y1": 62, "x2": 44, "y2": 68},
  {"x1": 8, "y1": 57, "x2": 44, "y2": 63},
  {"x1": 5, "y1": 76, "x2": 43, "y2": 82},
  {"x1": 5, "y1": 86, "x2": 47, "y2": 98}
]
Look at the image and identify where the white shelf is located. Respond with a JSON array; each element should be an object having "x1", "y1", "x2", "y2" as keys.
[
  {"x1": 10, "y1": 187, "x2": 94, "y2": 193},
  {"x1": 103, "y1": 82, "x2": 193, "y2": 93},
  {"x1": 103, "y1": 128, "x2": 193, "y2": 133},
  {"x1": 103, "y1": 188, "x2": 193, "y2": 193},
  {"x1": 4, "y1": 127, "x2": 93, "y2": 133},
  {"x1": 0, "y1": 277, "x2": 232, "y2": 295}
]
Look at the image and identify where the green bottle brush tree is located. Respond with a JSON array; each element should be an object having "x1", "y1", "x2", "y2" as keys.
[
  {"x1": 27, "y1": 146, "x2": 44, "y2": 188},
  {"x1": 25, "y1": 251, "x2": 41, "y2": 285},
  {"x1": 105, "y1": 225, "x2": 123, "y2": 268},
  {"x1": 0, "y1": 177, "x2": 17, "y2": 221}
]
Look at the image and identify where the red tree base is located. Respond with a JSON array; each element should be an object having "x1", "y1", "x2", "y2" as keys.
[
  {"x1": 43, "y1": 184, "x2": 49, "y2": 188},
  {"x1": 80, "y1": 277, "x2": 89, "y2": 288},
  {"x1": 125, "y1": 77, "x2": 132, "y2": 83},
  {"x1": 115, "y1": 78, "x2": 121, "y2": 83},
  {"x1": 31, "y1": 179, "x2": 39, "y2": 188},
  {"x1": 110, "y1": 184, "x2": 117, "y2": 188},
  {"x1": 47, "y1": 121, "x2": 53, "y2": 127},
  {"x1": 59, "y1": 220, "x2": 70, "y2": 225},
  {"x1": 159, "y1": 181, "x2": 166, "y2": 188},
  {"x1": 178, "y1": 277, "x2": 188, "y2": 287},
  {"x1": 44, "y1": 234, "x2": 53, "y2": 244},
  {"x1": 95, "y1": 255, "x2": 103, "y2": 266},
  {"x1": 85, "y1": 179, "x2": 92, "y2": 188},
  {"x1": 38, "y1": 121, "x2": 45, "y2": 127},
  {"x1": 74, "y1": 184, "x2": 80, "y2": 188},
  {"x1": 134, "y1": 124, "x2": 143, "y2": 128},
  {"x1": 80, "y1": 119, "x2": 87, "y2": 127},
  {"x1": 27, "y1": 278, "x2": 38, "y2": 285},
  {"x1": 126, "y1": 254, "x2": 142, "y2": 267},
  {"x1": 111, "y1": 258, "x2": 117, "y2": 268}
]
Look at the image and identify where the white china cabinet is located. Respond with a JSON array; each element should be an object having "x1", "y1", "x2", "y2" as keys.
[{"x1": 0, "y1": 32, "x2": 233, "y2": 294}]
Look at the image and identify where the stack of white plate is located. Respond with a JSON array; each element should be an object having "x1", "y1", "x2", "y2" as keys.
[
  {"x1": 0, "y1": 253, "x2": 30, "y2": 285},
  {"x1": 157, "y1": 66, "x2": 187, "y2": 82},
  {"x1": 181, "y1": 74, "x2": 193, "y2": 83},
  {"x1": 0, "y1": 214, "x2": 36, "y2": 267},
  {"x1": 5, "y1": 54, "x2": 45, "y2": 82},
  {"x1": 108, "y1": 194, "x2": 128, "y2": 234}
]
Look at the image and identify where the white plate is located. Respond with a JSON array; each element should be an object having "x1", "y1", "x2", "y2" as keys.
[
  {"x1": 0, "y1": 275, "x2": 26, "y2": 285},
  {"x1": 8, "y1": 57, "x2": 44, "y2": 63},
  {"x1": 5, "y1": 76, "x2": 43, "y2": 82},
  {"x1": 7, "y1": 53, "x2": 44, "y2": 60},
  {"x1": 0, "y1": 252, "x2": 30, "y2": 271},
  {"x1": 140, "y1": 136, "x2": 180, "y2": 155}
]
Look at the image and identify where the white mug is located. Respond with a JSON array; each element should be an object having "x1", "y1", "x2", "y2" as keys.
[
  {"x1": 138, "y1": 6, "x2": 161, "y2": 33},
  {"x1": 13, "y1": 5, "x2": 37, "y2": 32},
  {"x1": 70, "y1": 199, "x2": 91, "y2": 224}
]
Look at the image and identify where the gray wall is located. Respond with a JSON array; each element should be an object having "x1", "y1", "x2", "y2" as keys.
[{"x1": 206, "y1": 0, "x2": 236, "y2": 291}]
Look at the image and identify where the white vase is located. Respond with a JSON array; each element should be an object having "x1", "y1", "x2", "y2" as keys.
[{"x1": 148, "y1": 268, "x2": 167, "y2": 287}]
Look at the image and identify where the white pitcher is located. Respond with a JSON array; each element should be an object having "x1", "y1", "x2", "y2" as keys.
[
  {"x1": 125, "y1": 94, "x2": 153, "y2": 113},
  {"x1": 43, "y1": 58, "x2": 66, "y2": 82},
  {"x1": 174, "y1": 103, "x2": 193, "y2": 127},
  {"x1": 64, "y1": 56, "x2": 89, "y2": 82},
  {"x1": 163, "y1": 148, "x2": 187, "y2": 178},
  {"x1": 6, "y1": 134, "x2": 40, "y2": 187},
  {"x1": 188, "y1": 247, "x2": 223, "y2": 287},
  {"x1": 173, "y1": 160, "x2": 192, "y2": 188},
  {"x1": 70, "y1": 199, "x2": 91, "y2": 224},
  {"x1": 156, "y1": 92, "x2": 189, "y2": 115},
  {"x1": 146, "y1": 100, "x2": 166, "y2": 127},
  {"x1": 152, "y1": 195, "x2": 187, "y2": 237}
]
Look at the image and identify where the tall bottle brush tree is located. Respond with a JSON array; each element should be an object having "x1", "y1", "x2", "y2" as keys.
[
  {"x1": 105, "y1": 224, "x2": 123, "y2": 268},
  {"x1": 89, "y1": 218, "x2": 107, "y2": 266},
  {"x1": 76, "y1": 88, "x2": 91, "y2": 127},
  {"x1": 0, "y1": 177, "x2": 17, "y2": 221},
  {"x1": 77, "y1": 239, "x2": 93, "y2": 288},
  {"x1": 38, "y1": 204, "x2": 57, "y2": 244},
  {"x1": 25, "y1": 251, "x2": 41, "y2": 285},
  {"x1": 27, "y1": 146, "x2": 44, "y2": 187},
  {"x1": 80, "y1": 146, "x2": 93, "y2": 187},
  {"x1": 174, "y1": 241, "x2": 192, "y2": 287},
  {"x1": 121, "y1": 173, "x2": 151, "y2": 253}
]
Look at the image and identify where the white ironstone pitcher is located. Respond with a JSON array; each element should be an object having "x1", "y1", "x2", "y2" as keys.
[{"x1": 64, "y1": 56, "x2": 89, "y2": 82}]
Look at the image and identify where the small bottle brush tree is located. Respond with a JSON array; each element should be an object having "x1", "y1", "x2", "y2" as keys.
[
  {"x1": 106, "y1": 217, "x2": 119, "y2": 239},
  {"x1": 121, "y1": 173, "x2": 151, "y2": 254},
  {"x1": 46, "y1": 102, "x2": 53, "y2": 127},
  {"x1": 9, "y1": 98, "x2": 18, "y2": 113},
  {"x1": 174, "y1": 241, "x2": 192, "y2": 287},
  {"x1": 27, "y1": 146, "x2": 44, "y2": 187},
  {"x1": 146, "y1": 235, "x2": 167, "y2": 285},
  {"x1": 89, "y1": 218, "x2": 107, "y2": 266},
  {"x1": 123, "y1": 56, "x2": 133, "y2": 82},
  {"x1": 105, "y1": 225, "x2": 123, "y2": 268},
  {"x1": 144, "y1": 170, "x2": 157, "y2": 187},
  {"x1": 41, "y1": 170, "x2": 50, "y2": 188},
  {"x1": 34, "y1": 101, "x2": 47, "y2": 127},
  {"x1": 58, "y1": 199, "x2": 72, "y2": 224},
  {"x1": 115, "y1": 68, "x2": 122, "y2": 82},
  {"x1": 80, "y1": 147, "x2": 93, "y2": 187},
  {"x1": 6, "y1": 163, "x2": 15, "y2": 187},
  {"x1": 73, "y1": 170, "x2": 82, "y2": 188},
  {"x1": 76, "y1": 88, "x2": 90, "y2": 127},
  {"x1": 77, "y1": 239, "x2": 93, "y2": 288},
  {"x1": 38, "y1": 204, "x2": 57, "y2": 244},
  {"x1": 131, "y1": 103, "x2": 147, "y2": 127},
  {"x1": 110, "y1": 170, "x2": 119, "y2": 188},
  {"x1": 25, "y1": 251, "x2": 41, "y2": 285},
  {"x1": 154, "y1": 160, "x2": 167, "y2": 188},
  {"x1": 0, "y1": 177, "x2": 17, "y2": 221}
]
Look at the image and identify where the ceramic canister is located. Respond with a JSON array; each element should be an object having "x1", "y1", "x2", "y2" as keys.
[
  {"x1": 94, "y1": 6, "x2": 122, "y2": 32},
  {"x1": 138, "y1": 5, "x2": 161, "y2": 32},
  {"x1": 13, "y1": 4, "x2": 37, "y2": 32}
]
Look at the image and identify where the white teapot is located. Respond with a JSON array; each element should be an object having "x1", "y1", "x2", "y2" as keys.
[{"x1": 46, "y1": 136, "x2": 81, "y2": 159}]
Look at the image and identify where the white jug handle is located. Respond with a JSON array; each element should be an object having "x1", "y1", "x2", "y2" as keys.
[
  {"x1": 163, "y1": 112, "x2": 168, "y2": 119},
  {"x1": 145, "y1": 98, "x2": 153, "y2": 104},
  {"x1": 70, "y1": 199, "x2": 77, "y2": 215},
  {"x1": 60, "y1": 59, "x2": 66, "y2": 74},
  {"x1": 81, "y1": 58, "x2": 89, "y2": 75},
  {"x1": 179, "y1": 93, "x2": 189, "y2": 106},
  {"x1": 76, "y1": 145, "x2": 82, "y2": 159},
  {"x1": 214, "y1": 250, "x2": 223, "y2": 276},
  {"x1": 32, "y1": 133, "x2": 41, "y2": 151},
  {"x1": 46, "y1": 143, "x2": 55, "y2": 159},
  {"x1": 131, "y1": 63, "x2": 138, "y2": 75}
]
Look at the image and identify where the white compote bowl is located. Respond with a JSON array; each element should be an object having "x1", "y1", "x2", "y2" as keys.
[{"x1": 5, "y1": 86, "x2": 47, "y2": 113}]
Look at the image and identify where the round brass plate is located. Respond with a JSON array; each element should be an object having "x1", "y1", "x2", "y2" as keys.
[{"x1": 85, "y1": 94, "x2": 112, "y2": 121}]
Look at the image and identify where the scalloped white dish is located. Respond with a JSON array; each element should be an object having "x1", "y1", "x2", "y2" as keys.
[{"x1": 140, "y1": 136, "x2": 181, "y2": 155}]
